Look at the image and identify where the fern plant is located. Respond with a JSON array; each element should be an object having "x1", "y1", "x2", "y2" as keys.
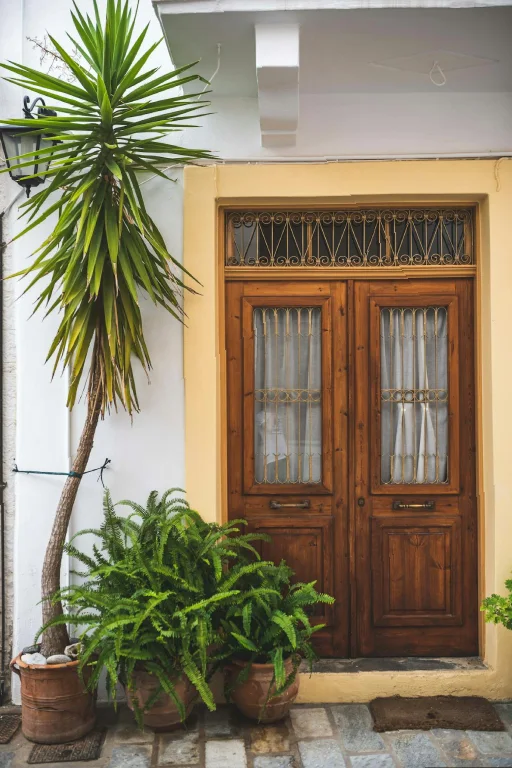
[
  {"x1": 38, "y1": 489, "x2": 271, "y2": 726},
  {"x1": 481, "y1": 575, "x2": 512, "y2": 631},
  {"x1": 221, "y1": 560, "x2": 335, "y2": 699}
]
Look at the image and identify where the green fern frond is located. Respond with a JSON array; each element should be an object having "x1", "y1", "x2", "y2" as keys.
[
  {"x1": 271, "y1": 611, "x2": 297, "y2": 649},
  {"x1": 242, "y1": 602, "x2": 252, "y2": 636},
  {"x1": 271, "y1": 646, "x2": 285, "y2": 689}
]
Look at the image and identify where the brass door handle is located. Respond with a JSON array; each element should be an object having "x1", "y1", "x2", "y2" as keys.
[
  {"x1": 269, "y1": 499, "x2": 311, "y2": 510},
  {"x1": 392, "y1": 501, "x2": 435, "y2": 510}
]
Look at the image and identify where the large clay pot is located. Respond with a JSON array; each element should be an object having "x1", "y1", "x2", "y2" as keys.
[
  {"x1": 11, "y1": 654, "x2": 96, "y2": 744},
  {"x1": 126, "y1": 669, "x2": 196, "y2": 731},
  {"x1": 226, "y1": 657, "x2": 300, "y2": 723}
]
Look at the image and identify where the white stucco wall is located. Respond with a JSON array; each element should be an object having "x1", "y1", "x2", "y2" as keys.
[
  {"x1": 0, "y1": 0, "x2": 24, "y2": 703},
  {"x1": 0, "y1": 0, "x2": 189, "y2": 702},
  {"x1": 192, "y1": 93, "x2": 512, "y2": 159}
]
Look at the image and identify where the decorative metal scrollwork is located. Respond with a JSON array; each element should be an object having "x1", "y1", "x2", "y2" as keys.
[{"x1": 225, "y1": 208, "x2": 474, "y2": 268}]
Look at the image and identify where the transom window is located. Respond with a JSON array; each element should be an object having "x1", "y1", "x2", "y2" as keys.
[{"x1": 226, "y1": 208, "x2": 474, "y2": 268}]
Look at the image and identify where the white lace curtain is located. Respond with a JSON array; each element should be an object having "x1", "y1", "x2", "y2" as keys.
[
  {"x1": 254, "y1": 307, "x2": 322, "y2": 484},
  {"x1": 252, "y1": 304, "x2": 448, "y2": 486},
  {"x1": 380, "y1": 307, "x2": 449, "y2": 484}
]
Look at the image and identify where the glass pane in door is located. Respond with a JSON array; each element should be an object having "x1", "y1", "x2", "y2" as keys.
[
  {"x1": 254, "y1": 307, "x2": 322, "y2": 484},
  {"x1": 381, "y1": 307, "x2": 448, "y2": 484}
]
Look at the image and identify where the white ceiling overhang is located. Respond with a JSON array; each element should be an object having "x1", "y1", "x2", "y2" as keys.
[
  {"x1": 154, "y1": 0, "x2": 512, "y2": 151},
  {"x1": 155, "y1": 1, "x2": 511, "y2": 9}
]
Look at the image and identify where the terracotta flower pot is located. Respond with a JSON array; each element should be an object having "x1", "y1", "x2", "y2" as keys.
[
  {"x1": 126, "y1": 669, "x2": 196, "y2": 731},
  {"x1": 11, "y1": 654, "x2": 96, "y2": 744},
  {"x1": 226, "y1": 657, "x2": 300, "y2": 723}
]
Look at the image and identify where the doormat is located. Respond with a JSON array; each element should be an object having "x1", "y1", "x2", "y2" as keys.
[
  {"x1": 370, "y1": 696, "x2": 505, "y2": 732},
  {"x1": 27, "y1": 730, "x2": 106, "y2": 764},
  {"x1": 0, "y1": 713, "x2": 21, "y2": 743}
]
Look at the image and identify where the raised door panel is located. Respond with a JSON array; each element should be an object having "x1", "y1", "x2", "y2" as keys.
[
  {"x1": 371, "y1": 516, "x2": 462, "y2": 627},
  {"x1": 249, "y1": 515, "x2": 335, "y2": 657},
  {"x1": 249, "y1": 516, "x2": 334, "y2": 623}
]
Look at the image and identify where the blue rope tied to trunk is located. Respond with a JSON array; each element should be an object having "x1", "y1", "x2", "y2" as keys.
[{"x1": 13, "y1": 458, "x2": 111, "y2": 487}]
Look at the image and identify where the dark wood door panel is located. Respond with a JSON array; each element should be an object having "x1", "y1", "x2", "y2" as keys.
[
  {"x1": 371, "y1": 516, "x2": 462, "y2": 627},
  {"x1": 354, "y1": 278, "x2": 478, "y2": 657},
  {"x1": 248, "y1": 515, "x2": 336, "y2": 657},
  {"x1": 226, "y1": 280, "x2": 348, "y2": 657},
  {"x1": 249, "y1": 516, "x2": 334, "y2": 613}
]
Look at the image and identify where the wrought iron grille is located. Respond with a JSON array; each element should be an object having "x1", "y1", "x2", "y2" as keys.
[
  {"x1": 254, "y1": 307, "x2": 322, "y2": 485},
  {"x1": 381, "y1": 306, "x2": 449, "y2": 485},
  {"x1": 225, "y1": 208, "x2": 474, "y2": 268}
]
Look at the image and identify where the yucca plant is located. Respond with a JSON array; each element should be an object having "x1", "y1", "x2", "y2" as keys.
[
  {"x1": 0, "y1": 0, "x2": 213, "y2": 656},
  {"x1": 222, "y1": 561, "x2": 335, "y2": 699},
  {"x1": 39, "y1": 489, "x2": 272, "y2": 725}
]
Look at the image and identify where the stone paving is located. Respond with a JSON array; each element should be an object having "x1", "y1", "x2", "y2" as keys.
[{"x1": 0, "y1": 701, "x2": 511, "y2": 768}]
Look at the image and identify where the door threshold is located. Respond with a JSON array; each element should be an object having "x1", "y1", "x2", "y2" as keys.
[{"x1": 307, "y1": 657, "x2": 486, "y2": 674}]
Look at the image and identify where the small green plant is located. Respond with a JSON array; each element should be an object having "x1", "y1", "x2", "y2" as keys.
[
  {"x1": 481, "y1": 575, "x2": 512, "y2": 631},
  {"x1": 38, "y1": 489, "x2": 270, "y2": 725},
  {"x1": 222, "y1": 560, "x2": 335, "y2": 698}
]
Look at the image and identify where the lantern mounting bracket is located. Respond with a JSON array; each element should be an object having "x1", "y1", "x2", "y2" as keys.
[
  {"x1": 23, "y1": 96, "x2": 44, "y2": 118},
  {"x1": 22, "y1": 96, "x2": 56, "y2": 120}
]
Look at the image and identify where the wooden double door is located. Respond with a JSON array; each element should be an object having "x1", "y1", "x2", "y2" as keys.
[{"x1": 226, "y1": 278, "x2": 478, "y2": 657}]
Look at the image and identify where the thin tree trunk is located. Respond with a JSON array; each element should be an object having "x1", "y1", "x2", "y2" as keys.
[{"x1": 40, "y1": 364, "x2": 102, "y2": 657}]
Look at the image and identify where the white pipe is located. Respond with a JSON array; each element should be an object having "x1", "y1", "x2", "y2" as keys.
[
  {"x1": 213, "y1": 152, "x2": 512, "y2": 163},
  {"x1": 65, "y1": 363, "x2": 71, "y2": 594},
  {"x1": 140, "y1": 152, "x2": 512, "y2": 181}
]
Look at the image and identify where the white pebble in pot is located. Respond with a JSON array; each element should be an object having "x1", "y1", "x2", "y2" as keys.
[
  {"x1": 21, "y1": 653, "x2": 47, "y2": 666},
  {"x1": 46, "y1": 654, "x2": 72, "y2": 665}
]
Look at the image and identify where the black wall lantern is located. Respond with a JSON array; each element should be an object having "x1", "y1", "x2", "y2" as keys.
[{"x1": 0, "y1": 96, "x2": 59, "y2": 197}]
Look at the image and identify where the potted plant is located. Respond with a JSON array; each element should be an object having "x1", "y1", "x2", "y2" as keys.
[
  {"x1": 222, "y1": 561, "x2": 335, "y2": 723},
  {"x1": 482, "y1": 575, "x2": 512, "y2": 630},
  {"x1": 1, "y1": 0, "x2": 212, "y2": 743},
  {"x1": 39, "y1": 489, "x2": 272, "y2": 731}
]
